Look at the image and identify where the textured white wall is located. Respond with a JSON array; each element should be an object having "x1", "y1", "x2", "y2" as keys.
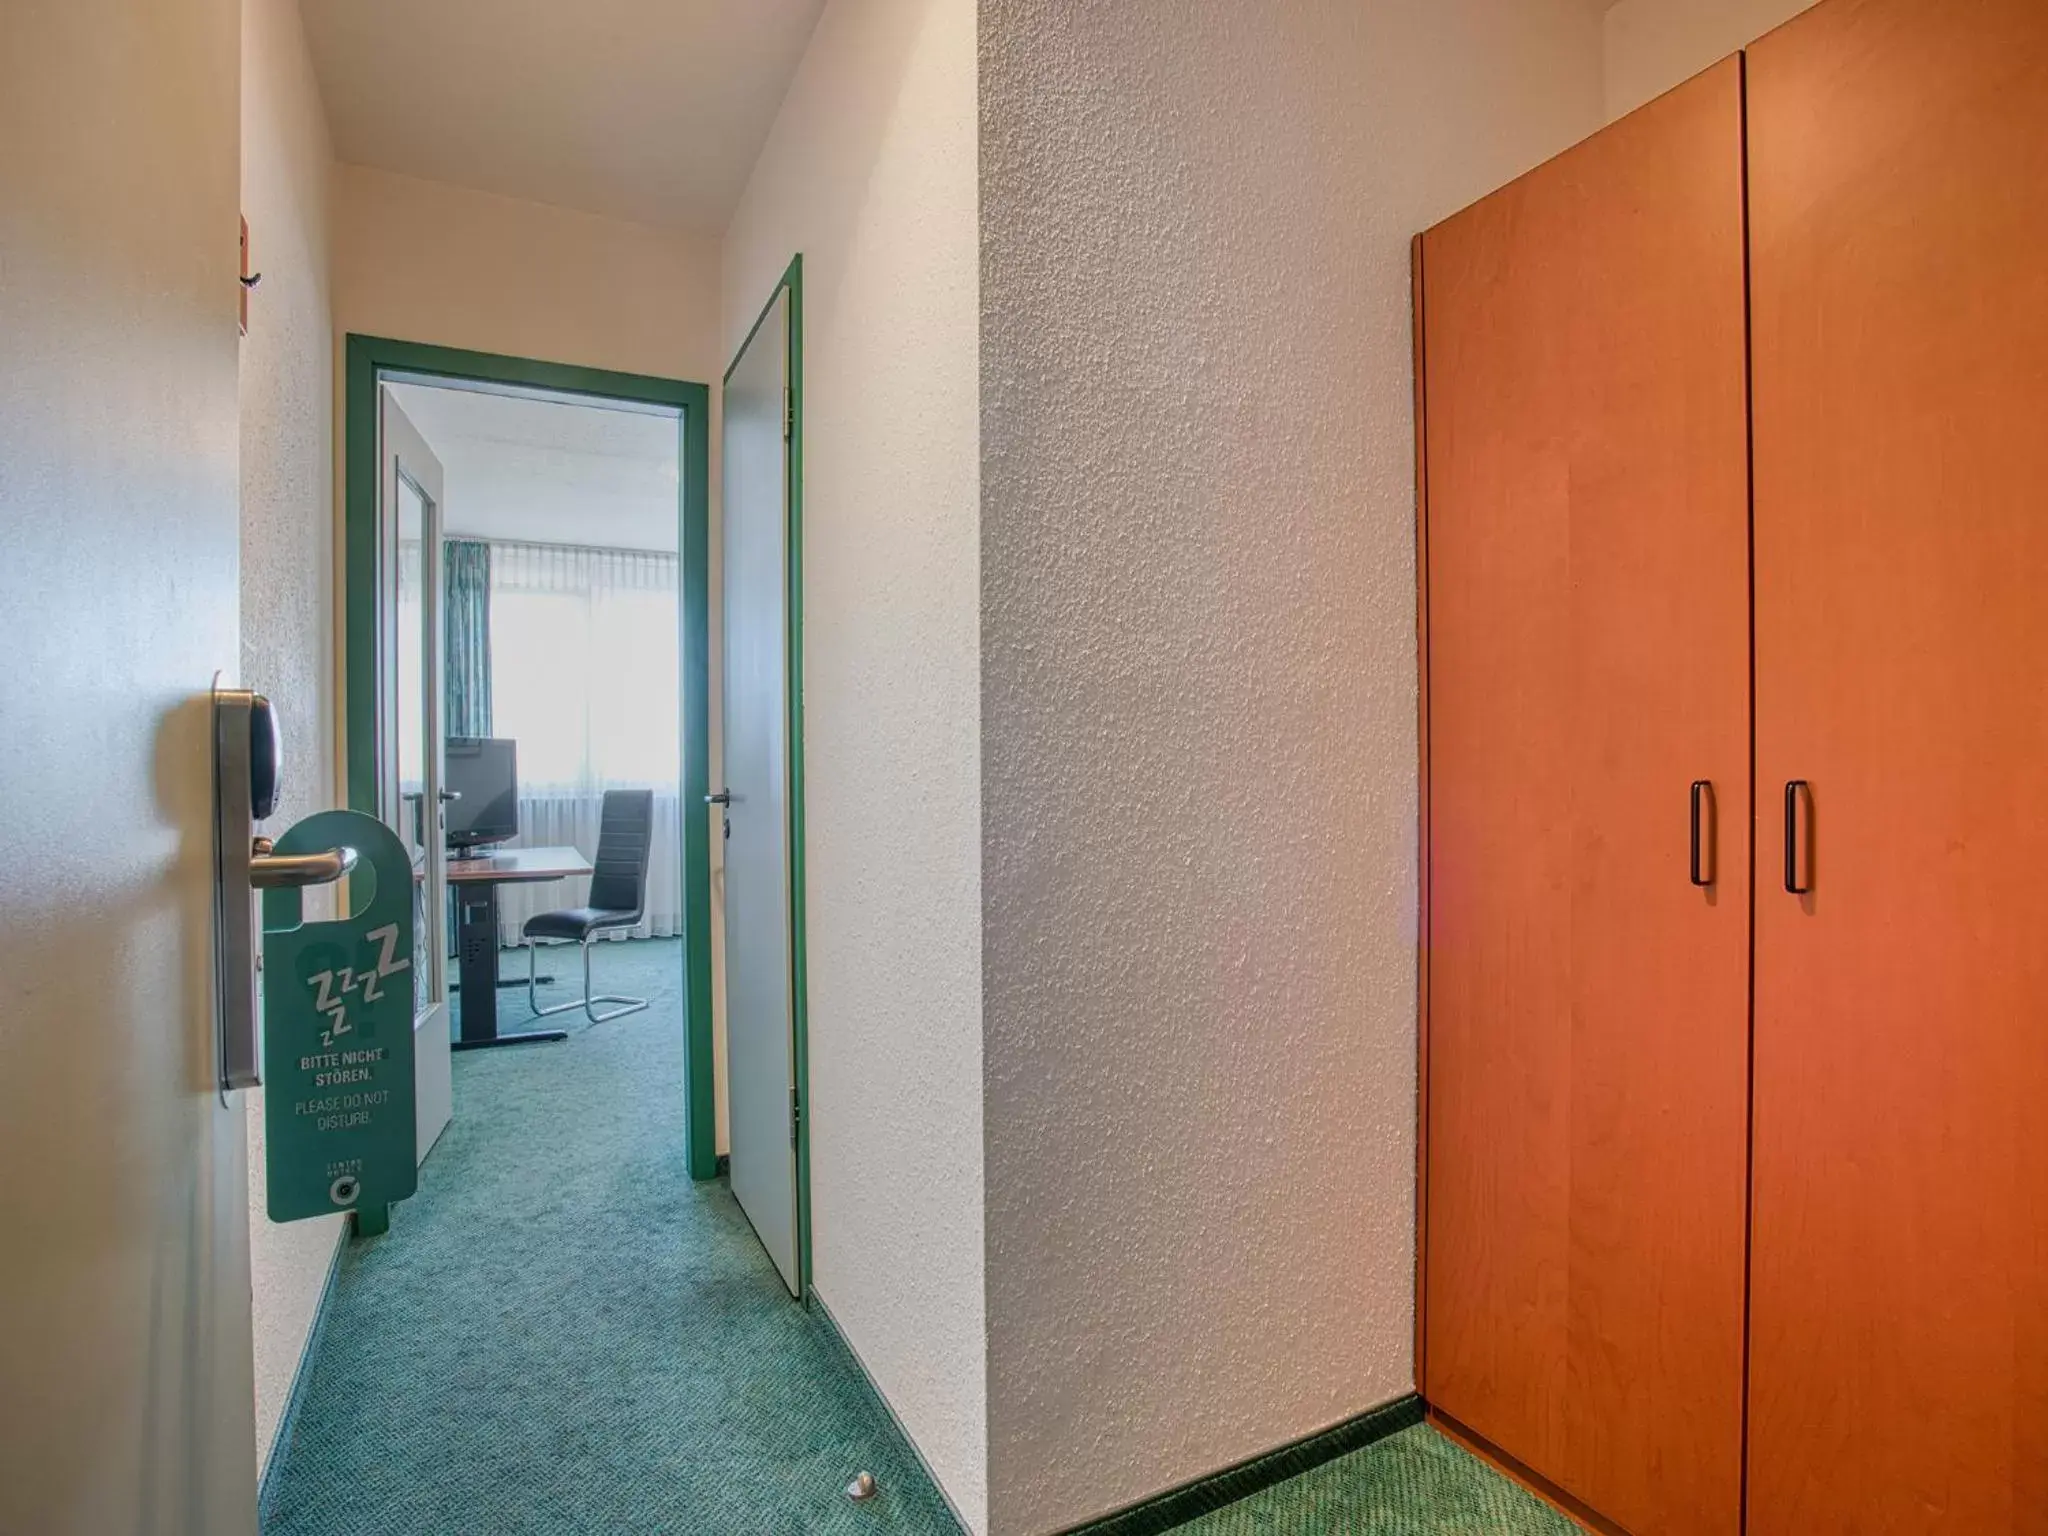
[
  {"x1": 239, "y1": 0, "x2": 345, "y2": 1476},
  {"x1": 1603, "y1": 0, "x2": 1820, "y2": 120},
  {"x1": 721, "y1": 0, "x2": 985, "y2": 1528},
  {"x1": 330, "y1": 164, "x2": 733, "y2": 1147},
  {"x1": 331, "y1": 164, "x2": 723, "y2": 383},
  {"x1": 978, "y1": 3, "x2": 1602, "y2": 1530}
]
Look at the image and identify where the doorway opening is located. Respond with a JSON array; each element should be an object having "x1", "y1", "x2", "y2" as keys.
[
  {"x1": 341, "y1": 337, "x2": 717, "y2": 1179},
  {"x1": 258, "y1": 327, "x2": 903, "y2": 1536}
]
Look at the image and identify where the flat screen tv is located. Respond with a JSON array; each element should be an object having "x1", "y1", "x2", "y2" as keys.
[{"x1": 443, "y1": 737, "x2": 518, "y2": 850}]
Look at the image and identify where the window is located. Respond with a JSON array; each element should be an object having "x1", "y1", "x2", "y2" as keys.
[{"x1": 487, "y1": 540, "x2": 680, "y2": 792}]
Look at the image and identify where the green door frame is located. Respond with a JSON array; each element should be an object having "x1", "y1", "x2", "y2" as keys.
[
  {"x1": 342, "y1": 333, "x2": 718, "y2": 1181},
  {"x1": 725, "y1": 256, "x2": 811, "y2": 1294}
]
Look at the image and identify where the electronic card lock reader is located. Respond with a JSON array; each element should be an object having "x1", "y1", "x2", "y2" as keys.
[{"x1": 212, "y1": 679, "x2": 418, "y2": 1224}]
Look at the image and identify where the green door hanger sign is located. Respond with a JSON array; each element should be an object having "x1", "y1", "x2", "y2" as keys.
[{"x1": 262, "y1": 808, "x2": 418, "y2": 1225}]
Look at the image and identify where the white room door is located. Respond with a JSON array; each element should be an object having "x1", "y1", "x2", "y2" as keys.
[
  {"x1": 379, "y1": 389, "x2": 454, "y2": 1161},
  {"x1": 720, "y1": 292, "x2": 800, "y2": 1294},
  {"x1": 0, "y1": 0, "x2": 259, "y2": 1530}
]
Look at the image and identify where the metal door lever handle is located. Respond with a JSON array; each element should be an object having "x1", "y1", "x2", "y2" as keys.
[
  {"x1": 706, "y1": 790, "x2": 734, "y2": 806},
  {"x1": 249, "y1": 839, "x2": 358, "y2": 890}
]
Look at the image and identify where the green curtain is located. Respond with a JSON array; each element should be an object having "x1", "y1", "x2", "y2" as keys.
[{"x1": 443, "y1": 538, "x2": 493, "y2": 738}]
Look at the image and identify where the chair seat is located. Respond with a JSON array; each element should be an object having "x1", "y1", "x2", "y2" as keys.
[{"x1": 524, "y1": 906, "x2": 639, "y2": 942}]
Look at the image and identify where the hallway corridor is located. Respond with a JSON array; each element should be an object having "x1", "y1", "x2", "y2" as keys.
[{"x1": 260, "y1": 940, "x2": 955, "y2": 1535}]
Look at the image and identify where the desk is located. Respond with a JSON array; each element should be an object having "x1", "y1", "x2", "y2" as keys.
[{"x1": 447, "y1": 846, "x2": 592, "y2": 1049}]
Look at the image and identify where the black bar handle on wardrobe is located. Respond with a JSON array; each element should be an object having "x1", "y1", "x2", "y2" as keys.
[
  {"x1": 1690, "y1": 780, "x2": 1714, "y2": 887},
  {"x1": 1784, "y1": 779, "x2": 1812, "y2": 895}
]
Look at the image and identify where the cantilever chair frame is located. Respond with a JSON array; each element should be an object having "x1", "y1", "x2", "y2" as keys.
[{"x1": 524, "y1": 932, "x2": 648, "y2": 1026}]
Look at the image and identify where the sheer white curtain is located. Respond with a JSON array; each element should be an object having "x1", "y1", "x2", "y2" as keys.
[{"x1": 487, "y1": 540, "x2": 683, "y2": 942}]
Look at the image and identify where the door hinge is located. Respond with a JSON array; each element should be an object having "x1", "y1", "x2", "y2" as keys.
[
  {"x1": 789, "y1": 1085, "x2": 801, "y2": 1146},
  {"x1": 783, "y1": 387, "x2": 794, "y2": 442}
]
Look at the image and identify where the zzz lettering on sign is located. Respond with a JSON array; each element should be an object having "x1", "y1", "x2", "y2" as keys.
[{"x1": 306, "y1": 923, "x2": 411, "y2": 1047}]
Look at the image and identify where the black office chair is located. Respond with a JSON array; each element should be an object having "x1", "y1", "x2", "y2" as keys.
[{"x1": 523, "y1": 788, "x2": 654, "y2": 1025}]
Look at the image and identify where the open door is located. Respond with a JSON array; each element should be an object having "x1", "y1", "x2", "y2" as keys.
[
  {"x1": 0, "y1": 0, "x2": 259, "y2": 1528},
  {"x1": 379, "y1": 389, "x2": 454, "y2": 1162},
  {"x1": 720, "y1": 289, "x2": 800, "y2": 1294}
]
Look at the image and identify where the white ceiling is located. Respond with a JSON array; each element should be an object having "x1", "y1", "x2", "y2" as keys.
[
  {"x1": 300, "y1": 0, "x2": 826, "y2": 232},
  {"x1": 388, "y1": 381, "x2": 681, "y2": 553}
]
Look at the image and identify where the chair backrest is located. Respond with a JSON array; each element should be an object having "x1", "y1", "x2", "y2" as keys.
[{"x1": 588, "y1": 789, "x2": 654, "y2": 918}]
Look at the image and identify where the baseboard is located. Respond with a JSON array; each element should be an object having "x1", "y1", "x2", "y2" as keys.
[
  {"x1": 807, "y1": 1287, "x2": 971, "y2": 1536},
  {"x1": 1057, "y1": 1392, "x2": 1428, "y2": 1535},
  {"x1": 255, "y1": 1221, "x2": 348, "y2": 1519}
]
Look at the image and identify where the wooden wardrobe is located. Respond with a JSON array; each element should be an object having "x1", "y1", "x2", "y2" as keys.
[{"x1": 1415, "y1": 1, "x2": 2048, "y2": 1532}]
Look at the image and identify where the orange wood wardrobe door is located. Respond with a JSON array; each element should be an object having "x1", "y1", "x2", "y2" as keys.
[
  {"x1": 1746, "y1": 2, "x2": 2048, "y2": 1530},
  {"x1": 1418, "y1": 58, "x2": 1752, "y2": 1536}
]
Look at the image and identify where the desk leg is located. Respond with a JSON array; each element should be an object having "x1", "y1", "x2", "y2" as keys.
[{"x1": 452, "y1": 883, "x2": 566, "y2": 1051}]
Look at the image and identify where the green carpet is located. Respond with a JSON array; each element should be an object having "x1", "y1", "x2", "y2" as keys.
[
  {"x1": 1162, "y1": 1427, "x2": 1577, "y2": 1535},
  {"x1": 263, "y1": 939, "x2": 1573, "y2": 1536},
  {"x1": 261, "y1": 939, "x2": 960, "y2": 1536}
]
